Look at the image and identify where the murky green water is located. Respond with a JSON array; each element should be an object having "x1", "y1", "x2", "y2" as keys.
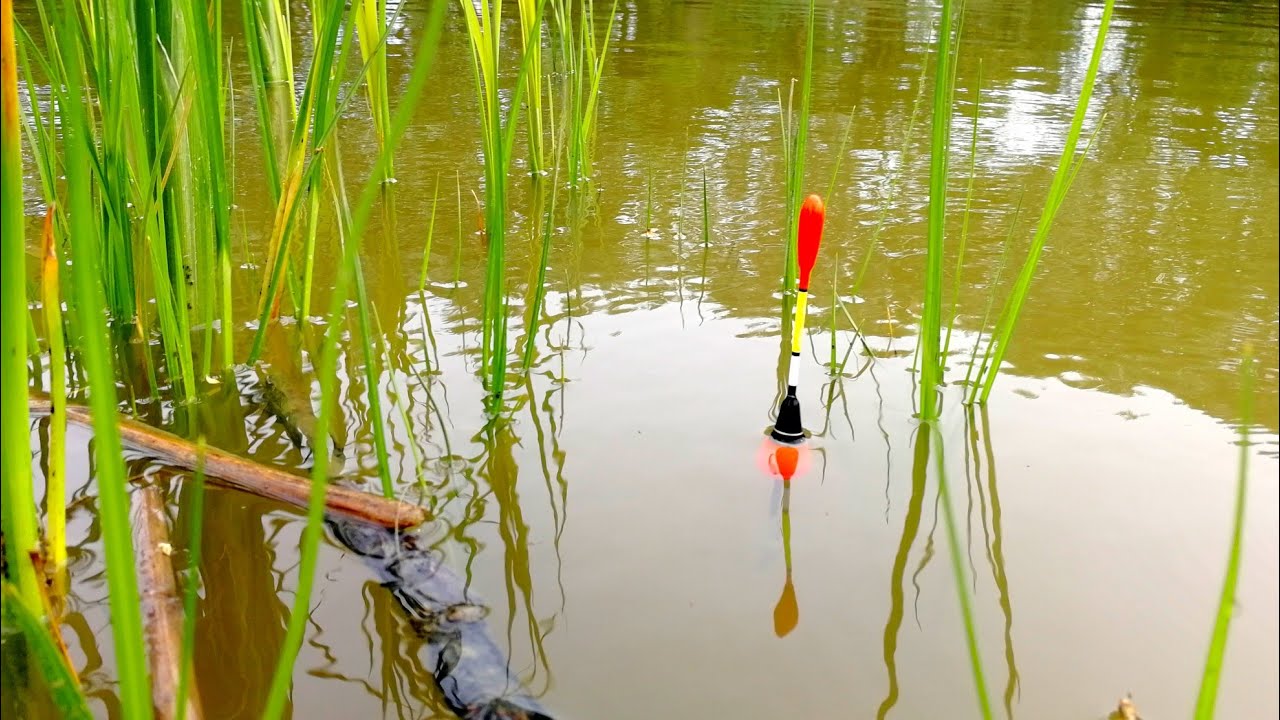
[{"x1": 17, "y1": 0, "x2": 1279, "y2": 718}]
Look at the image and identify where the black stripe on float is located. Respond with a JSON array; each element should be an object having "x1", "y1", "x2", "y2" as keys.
[
  {"x1": 791, "y1": 351, "x2": 800, "y2": 357},
  {"x1": 798, "y1": 287, "x2": 809, "y2": 293}
]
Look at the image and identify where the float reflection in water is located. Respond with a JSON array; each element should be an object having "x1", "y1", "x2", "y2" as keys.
[{"x1": 758, "y1": 437, "x2": 813, "y2": 638}]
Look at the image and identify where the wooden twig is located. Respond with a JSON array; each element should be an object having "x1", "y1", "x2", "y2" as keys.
[
  {"x1": 133, "y1": 487, "x2": 203, "y2": 720},
  {"x1": 28, "y1": 395, "x2": 428, "y2": 529}
]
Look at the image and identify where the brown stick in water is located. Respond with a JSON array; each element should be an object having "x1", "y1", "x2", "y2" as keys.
[
  {"x1": 29, "y1": 396, "x2": 427, "y2": 529},
  {"x1": 133, "y1": 486, "x2": 203, "y2": 720}
]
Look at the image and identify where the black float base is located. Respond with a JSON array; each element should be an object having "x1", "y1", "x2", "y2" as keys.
[{"x1": 770, "y1": 394, "x2": 805, "y2": 444}]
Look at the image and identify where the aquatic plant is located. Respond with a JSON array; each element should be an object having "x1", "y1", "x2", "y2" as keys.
[
  {"x1": 551, "y1": 0, "x2": 618, "y2": 194},
  {"x1": 972, "y1": 0, "x2": 1113, "y2": 401},
  {"x1": 522, "y1": 114, "x2": 567, "y2": 372},
  {"x1": 53, "y1": 0, "x2": 153, "y2": 711},
  {"x1": 458, "y1": 0, "x2": 547, "y2": 409},
  {"x1": 0, "y1": 583, "x2": 92, "y2": 718},
  {"x1": 519, "y1": 0, "x2": 548, "y2": 174},
  {"x1": 779, "y1": 0, "x2": 817, "y2": 303},
  {"x1": 355, "y1": 0, "x2": 394, "y2": 179},
  {"x1": 1, "y1": 0, "x2": 42, "y2": 616},
  {"x1": 917, "y1": 0, "x2": 958, "y2": 421},
  {"x1": 263, "y1": 4, "x2": 447, "y2": 715},
  {"x1": 182, "y1": 0, "x2": 235, "y2": 374},
  {"x1": 962, "y1": 195, "x2": 1022, "y2": 399},
  {"x1": 941, "y1": 64, "x2": 981, "y2": 362},
  {"x1": 40, "y1": 208, "x2": 67, "y2": 577},
  {"x1": 1194, "y1": 349, "x2": 1254, "y2": 719}
]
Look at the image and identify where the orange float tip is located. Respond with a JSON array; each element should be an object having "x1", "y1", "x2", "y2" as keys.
[
  {"x1": 756, "y1": 437, "x2": 811, "y2": 482},
  {"x1": 797, "y1": 194, "x2": 825, "y2": 289}
]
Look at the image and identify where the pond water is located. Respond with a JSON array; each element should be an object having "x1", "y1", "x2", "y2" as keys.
[{"x1": 16, "y1": 0, "x2": 1279, "y2": 718}]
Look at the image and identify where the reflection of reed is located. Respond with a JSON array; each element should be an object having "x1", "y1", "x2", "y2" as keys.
[
  {"x1": 876, "y1": 428, "x2": 929, "y2": 720},
  {"x1": 975, "y1": 407, "x2": 1020, "y2": 718},
  {"x1": 173, "y1": 382, "x2": 289, "y2": 719},
  {"x1": 475, "y1": 422, "x2": 555, "y2": 697},
  {"x1": 526, "y1": 375, "x2": 570, "y2": 618},
  {"x1": 909, "y1": 481, "x2": 941, "y2": 629}
]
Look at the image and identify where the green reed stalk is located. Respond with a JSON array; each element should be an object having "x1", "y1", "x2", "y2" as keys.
[
  {"x1": 555, "y1": 0, "x2": 617, "y2": 190},
  {"x1": 355, "y1": 0, "x2": 393, "y2": 179},
  {"x1": 701, "y1": 169, "x2": 711, "y2": 247},
  {"x1": 1194, "y1": 349, "x2": 1254, "y2": 719},
  {"x1": 175, "y1": 440, "x2": 207, "y2": 720},
  {"x1": 645, "y1": 167, "x2": 654, "y2": 229},
  {"x1": 326, "y1": 152, "x2": 394, "y2": 497},
  {"x1": 1, "y1": 0, "x2": 42, "y2": 615},
  {"x1": 918, "y1": 0, "x2": 957, "y2": 422},
  {"x1": 781, "y1": 0, "x2": 817, "y2": 301},
  {"x1": 454, "y1": 170, "x2": 464, "y2": 287},
  {"x1": 418, "y1": 173, "x2": 442, "y2": 293},
  {"x1": 240, "y1": 0, "x2": 283, "y2": 199},
  {"x1": 40, "y1": 209, "x2": 68, "y2": 576},
  {"x1": 518, "y1": 0, "x2": 546, "y2": 174},
  {"x1": 1, "y1": 583, "x2": 92, "y2": 718},
  {"x1": 522, "y1": 115, "x2": 566, "y2": 372},
  {"x1": 256, "y1": 0, "x2": 294, "y2": 86},
  {"x1": 311, "y1": 5, "x2": 397, "y2": 498},
  {"x1": 262, "y1": 5, "x2": 446, "y2": 716},
  {"x1": 56, "y1": 4, "x2": 153, "y2": 712},
  {"x1": 933, "y1": 427, "x2": 993, "y2": 719},
  {"x1": 823, "y1": 103, "x2": 858, "y2": 208},
  {"x1": 977, "y1": 0, "x2": 1112, "y2": 403},
  {"x1": 458, "y1": 0, "x2": 547, "y2": 407},
  {"x1": 181, "y1": 0, "x2": 234, "y2": 373},
  {"x1": 963, "y1": 194, "x2": 1021, "y2": 401},
  {"x1": 247, "y1": 0, "x2": 349, "y2": 363},
  {"x1": 941, "y1": 65, "x2": 981, "y2": 364},
  {"x1": 830, "y1": 255, "x2": 839, "y2": 370}
]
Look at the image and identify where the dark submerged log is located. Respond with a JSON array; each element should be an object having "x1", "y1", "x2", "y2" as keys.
[{"x1": 329, "y1": 518, "x2": 555, "y2": 720}]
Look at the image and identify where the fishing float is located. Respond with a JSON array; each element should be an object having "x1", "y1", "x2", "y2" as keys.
[{"x1": 771, "y1": 193, "x2": 826, "y2": 444}]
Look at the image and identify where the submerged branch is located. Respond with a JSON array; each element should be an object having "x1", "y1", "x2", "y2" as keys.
[
  {"x1": 28, "y1": 394, "x2": 427, "y2": 529},
  {"x1": 132, "y1": 487, "x2": 204, "y2": 720}
]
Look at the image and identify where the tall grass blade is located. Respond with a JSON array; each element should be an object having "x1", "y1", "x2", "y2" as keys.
[
  {"x1": 977, "y1": 0, "x2": 1112, "y2": 402},
  {"x1": 518, "y1": 0, "x2": 546, "y2": 174},
  {"x1": 522, "y1": 117, "x2": 566, "y2": 372},
  {"x1": 354, "y1": 0, "x2": 393, "y2": 179},
  {"x1": 942, "y1": 63, "x2": 981, "y2": 364},
  {"x1": 918, "y1": 0, "x2": 957, "y2": 421},
  {"x1": 261, "y1": 6, "x2": 447, "y2": 714},
  {"x1": 1193, "y1": 349, "x2": 1254, "y2": 719},
  {"x1": 56, "y1": 2, "x2": 154, "y2": 712},
  {"x1": 0, "y1": 0, "x2": 42, "y2": 615},
  {"x1": 1, "y1": 583, "x2": 92, "y2": 718},
  {"x1": 40, "y1": 207, "x2": 68, "y2": 577},
  {"x1": 963, "y1": 193, "x2": 1022, "y2": 402}
]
